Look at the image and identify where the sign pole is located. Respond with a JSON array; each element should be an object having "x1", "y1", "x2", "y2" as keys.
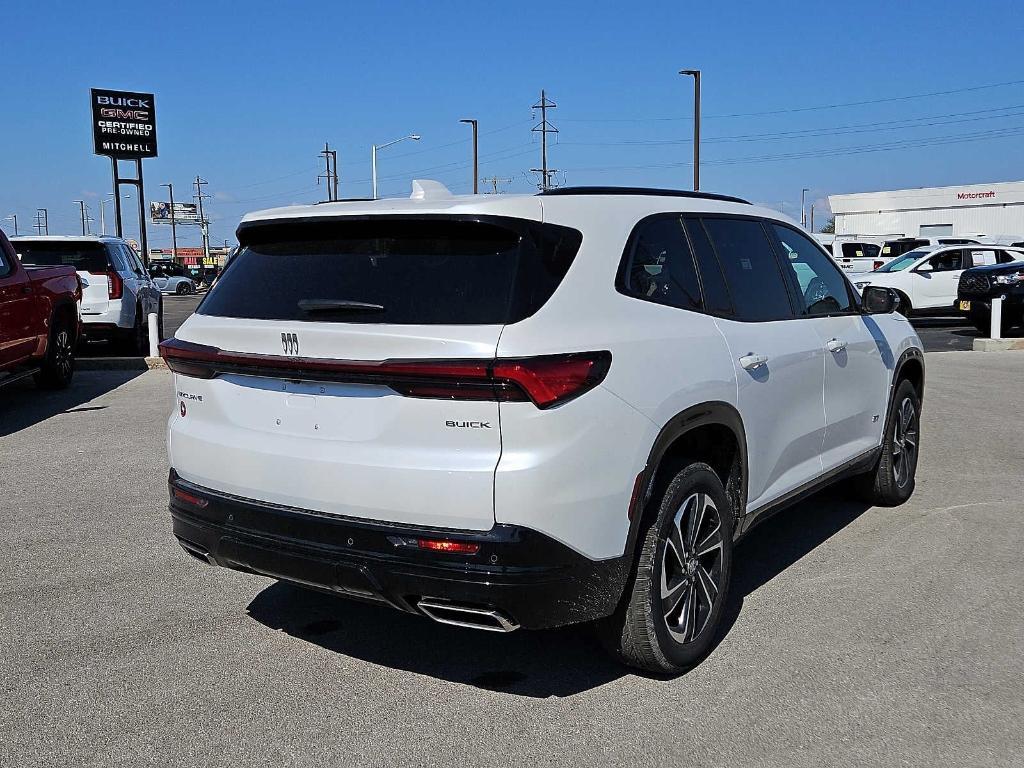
[
  {"x1": 110, "y1": 157, "x2": 124, "y2": 238},
  {"x1": 136, "y1": 159, "x2": 149, "y2": 266}
]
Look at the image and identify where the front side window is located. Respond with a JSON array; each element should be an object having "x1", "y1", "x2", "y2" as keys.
[
  {"x1": 919, "y1": 250, "x2": 964, "y2": 272},
  {"x1": 771, "y1": 224, "x2": 852, "y2": 316},
  {"x1": 701, "y1": 217, "x2": 793, "y2": 321},
  {"x1": 618, "y1": 215, "x2": 702, "y2": 312}
]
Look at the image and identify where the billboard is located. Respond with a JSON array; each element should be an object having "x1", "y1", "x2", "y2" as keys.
[
  {"x1": 91, "y1": 88, "x2": 158, "y2": 158},
  {"x1": 150, "y1": 201, "x2": 200, "y2": 223}
]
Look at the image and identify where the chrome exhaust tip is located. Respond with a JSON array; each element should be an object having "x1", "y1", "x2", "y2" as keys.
[
  {"x1": 417, "y1": 598, "x2": 520, "y2": 632},
  {"x1": 176, "y1": 537, "x2": 215, "y2": 565}
]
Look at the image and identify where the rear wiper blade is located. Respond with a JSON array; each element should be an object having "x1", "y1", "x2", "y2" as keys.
[{"x1": 298, "y1": 299, "x2": 385, "y2": 313}]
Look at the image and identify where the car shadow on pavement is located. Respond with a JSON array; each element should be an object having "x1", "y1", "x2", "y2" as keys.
[
  {"x1": 245, "y1": 487, "x2": 872, "y2": 698},
  {"x1": 0, "y1": 371, "x2": 144, "y2": 438},
  {"x1": 711, "y1": 487, "x2": 872, "y2": 653}
]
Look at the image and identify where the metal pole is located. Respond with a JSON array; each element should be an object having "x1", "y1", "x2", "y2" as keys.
[
  {"x1": 810, "y1": 203, "x2": 815, "y2": 232},
  {"x1": 75, "y1": 200, "x2": 87, "y2": 235},
  {"x1": 194, "y1": 176, "x2": 210, "y2": 265},
  {"x1": 679, "y1": 70, "x2": 701, "y2": 190},
  {"x1": 801, "y1": 188, "x2": 809, "y2": 227},
  {"x1": 137, "y1": 160, "x2": 149, "y2": 266},
  {"x1": 5, "y1": 214, "x2": 17, "y2": 236},
  {"x1": 540, "y1": 91, "x2": 548, "y2": 189},
  {"x1": 161, "y1": 182, "x2": 177, "y2": 263},
  {"x1": 111, "y1": 157, "x2": 124, "y2": 238},
  {"x1": 100, "y1": 200, "x2": 106, "y2": 235},
  {"x1": 460, "y1": 119, "x2": 479, "y2": 194},
  {"x1": 330, "y1": 149, "x2": 339, "y2": 201},
  {"x1": 371, "y1": 145, "x2": 378, "y2": 200}
]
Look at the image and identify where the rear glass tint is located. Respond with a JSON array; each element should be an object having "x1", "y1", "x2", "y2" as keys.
[
  {"x1": 200, "y1": 218, "x2": 582, "y2": 325},
  {"x1": 14, "y1": 241, "x2": 109, "y2": 273}
]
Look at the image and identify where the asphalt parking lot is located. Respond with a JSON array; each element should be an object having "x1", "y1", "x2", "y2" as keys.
[{"x1": 1, "y1": 350, "x2": 1022, "y2": 767}]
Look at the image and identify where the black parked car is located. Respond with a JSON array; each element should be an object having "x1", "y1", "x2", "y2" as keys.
[{"x1": 957, "y1": 252, "x2": 1024, "y2": 334}]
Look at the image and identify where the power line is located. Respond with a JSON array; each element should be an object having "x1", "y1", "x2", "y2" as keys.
[{"x1": 562, "y1": 78, "x2": 1024, "y2": 123}]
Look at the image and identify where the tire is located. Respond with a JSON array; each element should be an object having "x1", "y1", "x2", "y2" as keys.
[
  {"x1": 895, "y1": 292, "x2": 912, "y2": 317},
  {"x1": 853, "y1": 378, "x2": 921, "y2": 506},
  {"x1": 601, "y1": 462, "x2": 734, "y2": 674},
  {"x1": 121, "y1": 306, "x2": 146, "y2": 356},
  {"x1": 176, "y1": 282, "x2": 188, "y2": 295},
  {"x1": 34, "y1": 314, "x2": 75, "y2": 389}
]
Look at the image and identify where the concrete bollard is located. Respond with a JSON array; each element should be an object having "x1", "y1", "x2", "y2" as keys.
[
  {"x1": 148, "y1": 312, "x2": 160, "y2": 357},
  {"x1": 991, "y1": 296, "x2": 1003, "y2": 341}
]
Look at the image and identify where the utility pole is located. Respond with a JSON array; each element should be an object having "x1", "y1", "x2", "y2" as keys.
[
  {"x1": 74, "y1": 200, "x2": 89, "y2": 235},
  {"x1": 810, "y1": 204, "x2": 815, "y2": 232},
  {"x1": 459, "y1": 119, "x2": 479, "y2": 194},
  {"x1": 481, "y1": 176, "x2": 512, "y2": 195},
  {"x1": 34, "y1": 209, "x2": 48, "y2": 235},
  {"x1": 531, "y1": 90, "x2": 558, "y2": 190},
  {"x1": 4, "y1": 214, "x2": 17, "y2": 236},
  {"x1": 194, "y1": 176, "x2": 211, "y2": 266},
  {"x1": 679, "y1": 70, "x2": 701, "y2": 191},
  {"x1": 319, "y1": 142, "x2": 339, "y2": 201},
  {"x1": 161, "y1": 183, "x2": 178, "y2": 262},
  {"x1": 801, "y1": 188, "x2": 809, "y2": 227}
]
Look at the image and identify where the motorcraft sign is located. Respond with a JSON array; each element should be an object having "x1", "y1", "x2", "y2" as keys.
[{"x1": 91, "y1": 88, "x2": 158, "y2": 158}]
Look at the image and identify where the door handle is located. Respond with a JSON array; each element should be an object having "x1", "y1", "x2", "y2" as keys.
[
  {"x1": 739, "y1": 353, "x2": 768, "y2": 370},
  {"x1": 22, "y1": 285, "x2": 33, "y2": 295},
  {"x1": 826, "y1": 338, "x2": 847, "y2": 353}
]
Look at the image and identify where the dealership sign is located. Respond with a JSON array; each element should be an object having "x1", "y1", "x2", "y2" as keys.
[
  {"x1": 151, "y1": 201, "x2": 200, "y2": 223},
  {"x1": 91, "y1": 88, "x2": 158, "y2": 158}
]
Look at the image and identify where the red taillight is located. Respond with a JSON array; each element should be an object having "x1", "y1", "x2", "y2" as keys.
[
  {"x1": 873, "y1": 260, "x2": 884, "y2": 271},
  {"x1": 417, "y1": 538, "x2": 481, "y2": 555},
  {"x1": 106, "y1": 270, "x2": 123, "y2": 300},
  {"x1": 172, "y1": 488, "x2": 208, "y2": 508},
  {"x1": 159, "y1": 338, "x2": 611, "y2": 409},
  {"x1": 493, "y1": 353, "x2": 611, "y2": 408}
]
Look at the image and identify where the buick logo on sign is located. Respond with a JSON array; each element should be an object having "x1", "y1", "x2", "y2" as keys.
[{"x1": 281, "y1": 333, "x2": 300, "y2": 356}]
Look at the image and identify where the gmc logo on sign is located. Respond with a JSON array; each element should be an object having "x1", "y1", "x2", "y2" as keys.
[{"x1": 100, "y1": 108, "x2": 150, "y2": 120}]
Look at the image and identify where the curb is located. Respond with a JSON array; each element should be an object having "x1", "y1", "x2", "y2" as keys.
[
  {"x1": 972, "y1": 338, "x2": 1024, "y2": 352},
  {"x1": 77, "y1": 356, "x2": 168, "y2": 371}
]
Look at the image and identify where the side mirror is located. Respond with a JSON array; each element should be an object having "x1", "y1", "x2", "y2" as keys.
[{"x1": 863, "y1": 286, "x2": 899, "y2": 314}]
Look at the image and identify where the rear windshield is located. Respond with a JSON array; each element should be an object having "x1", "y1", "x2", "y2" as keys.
[
  {"x1": 14, "y1": 241, "x2": 109, "y2": 273},
  {"x1": 199, "y1": 217, "x2": 582, "y2": 325}
]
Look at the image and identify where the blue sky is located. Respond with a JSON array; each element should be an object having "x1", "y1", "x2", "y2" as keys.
[{"x1": 2, "y1": 0, "x2": 1023, "y2": 248}]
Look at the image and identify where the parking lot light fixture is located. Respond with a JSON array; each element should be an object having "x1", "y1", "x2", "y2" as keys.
[{"x1": 372, "y1": 134, "x2": 421, "y2": 200}]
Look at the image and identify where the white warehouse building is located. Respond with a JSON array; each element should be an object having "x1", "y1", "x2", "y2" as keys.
[{"x1": 828, "y1": 180, "x2": 1024, "y2": 239}]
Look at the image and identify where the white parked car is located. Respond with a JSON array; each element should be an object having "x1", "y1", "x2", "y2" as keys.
[
  {"x1": 855, "y1": 245, "x2": 1024, "y2": 315},
  {"x1": 149, "y1": 262, "x2": 197, "y2": 295},
  {"x1": 161, "y1": 182, "x2": 924, "y2": 673},
  {"x1": 12, "y1": 235, "x2": 162, "y2": 352}
]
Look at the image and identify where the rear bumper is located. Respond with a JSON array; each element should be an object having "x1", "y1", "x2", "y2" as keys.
[{"x1": 168, "y1": 470, "x2": 630, "y2": 630}]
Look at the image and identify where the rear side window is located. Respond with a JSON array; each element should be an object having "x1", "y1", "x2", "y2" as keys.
[
  {"x1": 683, "y1": 218, "x2": 733, "y2": 315},
  {"x1": 617, "y1": 215, "x2": 701, "y2": 311},
  {"x1": 14, "y1": 241, "x2": 110, "y2": 273},
  {"x1": 841, "y1": 242, "x2": 880, "y2": 260},
  {"x1": 200, "y1": 217, "x2": 581, "y2": 325},
  {"x1": 701, "y1": 218, "x2": 794, "y2": 321}
]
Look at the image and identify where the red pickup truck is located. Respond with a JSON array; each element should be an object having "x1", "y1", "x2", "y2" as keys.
[{"x1": 0, "y1": 227, "x2": 82, "y2": 389}]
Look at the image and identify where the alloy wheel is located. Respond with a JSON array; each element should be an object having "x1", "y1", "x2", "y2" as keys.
[
  {"x1": 892, "y1": 397, "x2": 918, "y2": 489},
  {"x1": 659, "y1": 492, "x2": 724, "y2": 643},
  {"x1": 54, "y1": 329, "x2": 73, "y2": 379}
]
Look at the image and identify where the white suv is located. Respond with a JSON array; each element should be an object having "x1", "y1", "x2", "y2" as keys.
[
  {"x1": 161, "y1": 183, "x2": 924, "y2": 673},
  {"x1": 13, "y1": 235, "x2": 162, "y2": 352}
]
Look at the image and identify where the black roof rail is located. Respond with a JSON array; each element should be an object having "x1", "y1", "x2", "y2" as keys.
[{"x1": 537, "y1": 186, "x2": 750, "y2": 204}]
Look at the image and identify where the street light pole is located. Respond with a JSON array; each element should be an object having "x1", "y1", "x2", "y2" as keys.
[
  {"x1": 801, "y1": 188, "x2": 809, "y2": 228},
  {"x1": 100, "y1": 193, "x2": 130, "y2": 235},
  {"x1": 460, "y1": 119, "x2": 479, "y2": 194},
  {"x1": 679, "y1": 69, "x2": 701, "y2": 191},
  {"x1": 371, "y1": 134, "x2": 421, "y2": 200},
  {"x1": 4, "y1": 214, "x2": 17, "y2": 236},
  {"x1": 161, "y1": 183, "x2": 178, "y2": 261}
]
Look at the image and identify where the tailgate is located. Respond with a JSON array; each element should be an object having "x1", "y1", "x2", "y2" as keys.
[
  {"x1": 78, "y1": 270, "x2": 109, "y2": 315},
  {"x1": 169, "y1": 316, "x2": 503, "y2": 530}
]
